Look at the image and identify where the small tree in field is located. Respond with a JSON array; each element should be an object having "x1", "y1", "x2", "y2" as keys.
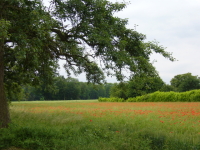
[{"x1": 0, "y1": 0, "x2": 174, "y2": 128}]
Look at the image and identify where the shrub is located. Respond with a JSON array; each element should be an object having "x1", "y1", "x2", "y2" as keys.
[
  {"x1": 98, "y1": 97, "x2": 125, "y2": 102},
  {"x1": 102, "y1": 90, "x2": 200, "y2": 102},
  {"x1": 137, "y1": 90, "x2": 200, "y2": 102}
]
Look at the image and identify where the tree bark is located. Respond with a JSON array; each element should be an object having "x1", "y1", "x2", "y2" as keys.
[{"x1": 0, "y1": 40, "x2": 10, "y2": 128}]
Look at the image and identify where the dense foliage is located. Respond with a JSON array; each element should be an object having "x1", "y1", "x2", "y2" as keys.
[
  {"x1": 14, "y1": 72, "x2": 200, "y2": 102},
  {"x1": 99, "y1": 89, "x2": 200, "y2": 102},
  {"x1": 16, "y1": 76, "x2": 114, "y2": 101},
  {"x1": 170, "y1": 73, "x2": 200, "y2": 92},
  {"x1": 109, "y1": 72, "x2": 200, "y2": 100},
  {"x1": 110, "y1": 72, "x2": 165, "y2": 99}
]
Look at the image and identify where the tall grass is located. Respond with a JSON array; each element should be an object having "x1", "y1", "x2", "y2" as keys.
[{"x1": 1, "y1": 101, "x2": 200, "y2": 150}]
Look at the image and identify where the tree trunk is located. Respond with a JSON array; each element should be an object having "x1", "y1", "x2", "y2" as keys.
[{"x1": 0, "y1": 40, "x2": 10, "y2": 128}]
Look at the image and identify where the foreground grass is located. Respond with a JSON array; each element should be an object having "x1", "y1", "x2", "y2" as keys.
[{"x1": 1, "y1": 101, "x2": 200, "y2": 150}]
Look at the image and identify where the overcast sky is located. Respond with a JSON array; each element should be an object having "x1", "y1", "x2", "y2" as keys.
[{"x1": 50, "y1": 0, "x2": 200, "y2": 84}]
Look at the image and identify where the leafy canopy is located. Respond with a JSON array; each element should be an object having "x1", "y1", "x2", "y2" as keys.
[
  {"x1": 110, "y1": 68, "x2": 164, "y2": 99},
  {"x1": 170, "y1": 73, "x2": 200, "y2": 92},
  {"x1": 2, "y1": 0, "x2": 174, "y2": 89}
]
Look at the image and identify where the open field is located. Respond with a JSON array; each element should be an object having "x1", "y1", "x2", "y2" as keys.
[{"x1": 1, "y1": 101, "x2": 200, "y2": 150}]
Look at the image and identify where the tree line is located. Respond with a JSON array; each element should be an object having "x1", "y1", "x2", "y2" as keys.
[
  {"x1": 110, "y1": 72, "x2": 200, "y2": 99},
  {"x1": 11, "y1": 72, "x2": 200, "y2": 101},
  {"x1": 10, "y1": 76, "x2": 114, "y2": 101}
]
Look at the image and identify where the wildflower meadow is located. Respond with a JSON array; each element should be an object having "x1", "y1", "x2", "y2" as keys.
[{"x1": 1, "y1": 100, "x2": 200, "y2": 150}]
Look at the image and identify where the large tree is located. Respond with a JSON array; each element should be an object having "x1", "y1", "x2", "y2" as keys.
[{"x1": 0, "y1": 0, "x2": 174, "y2": 128}]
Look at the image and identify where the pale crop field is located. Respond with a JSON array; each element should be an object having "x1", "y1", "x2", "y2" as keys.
[{"x1": 1, "y1": 101, "x2": 200, "y2": 150}]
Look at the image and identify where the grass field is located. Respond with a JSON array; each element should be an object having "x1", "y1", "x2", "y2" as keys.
[{"x1": 1, "y1": 100, "x2": 200, "y2": 150}]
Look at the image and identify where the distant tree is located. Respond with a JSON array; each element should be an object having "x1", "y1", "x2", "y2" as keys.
[
  {"x1": 110, "y1": 64, "x2": 165, "y2": 98},
  {"x1": 104, "y1": 83, "x2": 114, "y2": 97},
  {"x1": 52, "y1": 76, "x2": 81, "y2": 100},
  {"x1": 65, "y1": 77, "x2": 81, "y2": 100},
  {"x1": 110, "y1": 82, "x2": 129, "y2": 99},
  {"x1": 160, "y1": 84, "x2": 174, "y2": 92},
  {"x1": 96, "y1": 85, "x2": 106, "y2": 98},
  {"x1": 0, "y1": 0, "x2": 175, "y2": 128},
  {"x1": 170, "y1": 73, "x2": 200, "y2": 92},
  {"x1": 79, "y1": 82, "x2": 90, "y2": 100},
  {"x1": 54, "y1": 76, "x2": 68, "y2": 100},
  {"x1": 127, "y1": 75, "x2": 164, "y2": 97},
  {"x1": 21, "y1": 77, "x2": 113, "y2": 101},
  {"x1": 22, "y1": 85, "x2": 43, "y2": 101},
  {"x1": 127, "y1": 65, "x2": 164, "y2": 97}
]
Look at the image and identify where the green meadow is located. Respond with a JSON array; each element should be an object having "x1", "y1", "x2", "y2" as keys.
[{"x1": 1, "y1": 100, "x2": 200, "y2": 150}]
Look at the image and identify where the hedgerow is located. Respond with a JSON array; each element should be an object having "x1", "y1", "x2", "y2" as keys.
[
  {"x1": 98, "y1": 97, "x2": 125, "y2": 102},
  {"x1": 98, "y1": 89, "x2": 200, "y2": 102}
]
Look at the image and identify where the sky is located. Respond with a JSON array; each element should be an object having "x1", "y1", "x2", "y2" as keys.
[{"x1": 45, "y1": 0, "x2": 200, "y2": 84}]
